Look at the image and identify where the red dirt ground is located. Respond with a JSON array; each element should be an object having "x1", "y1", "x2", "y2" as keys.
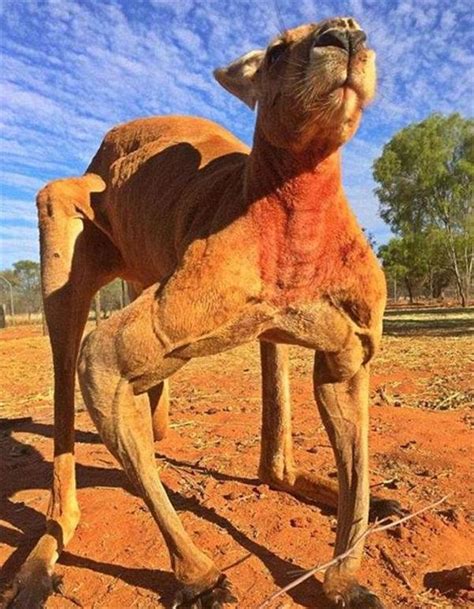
[{"x1": 0, "y1": 322, "x2": 473, "y2": 608}]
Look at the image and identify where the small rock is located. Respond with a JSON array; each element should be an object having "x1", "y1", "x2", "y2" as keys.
[
  {"x1": 388, "y1": 524, "x2": 407, "y2": 540},
  {"x1": 415, "y1": 468, "x2": 431, "y2": 477},
  {"x1": 438, "y1": 507, "x2": 460, "y2": 524},
  {"x1": 205, "y1": 407, "x2": 218, "y2": 415},
  {"x1": 424, "y1": 565, "x2": 474, "y2": 596}
]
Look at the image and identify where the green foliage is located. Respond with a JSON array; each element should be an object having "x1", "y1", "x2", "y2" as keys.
[
  {"x1": 100, "y1": 279, "x2": 125, "y2": 313},
  {"x1": 374, "y1": 113, "x2": 474, "y2": 234},
  {"x1": 0, "y1": 260, "x2": 42, "y2": 316},
  {"x1": 13, "y1": 260, "x2": 42, "y2": 313},
  {"x1": 374, "y1": 113, "x2": 473, "y2": 304},
  {"x1": 379, "y1": 232, "x2": 452, "y2": 301},
  {"x1": 13, "y1": 260, "x2": 41, "y2": 292}
]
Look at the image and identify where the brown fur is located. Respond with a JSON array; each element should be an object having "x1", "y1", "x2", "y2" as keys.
[{"x1": 6, "y1": 18, "x2": 390, "y2": 609}]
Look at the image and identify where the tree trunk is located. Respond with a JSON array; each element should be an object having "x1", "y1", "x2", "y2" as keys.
[
  {"x1": 444, "y1": 224, "x2": 467, "y2": 307},
  {"x1": 429, "y1": 269, "x2": 434, "y2": 299},
  {"x1": 405, "y1": 277, "x2": 414, "y2": 304}
]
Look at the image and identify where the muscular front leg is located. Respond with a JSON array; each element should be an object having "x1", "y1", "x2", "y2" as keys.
[
  {"x1": 314, "y1": 353, "x2": 383, "y2": 608},
  {"x1": 258, "y1": 342, "x2": 402, "y2": 520},
  {"x1": 258, "y1": 342, "x2": 339, "y2": 506}
]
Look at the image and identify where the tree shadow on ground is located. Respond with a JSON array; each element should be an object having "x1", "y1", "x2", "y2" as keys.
[
  {"x1": 385, "y1": 306, "x2": 472, "y2": 316},
  {"x1": 0, "y1": 419, "x2": 327, "y2": 608},
  {"x1": 383, "y1": 315, "x2": 473, "y2": 337}
]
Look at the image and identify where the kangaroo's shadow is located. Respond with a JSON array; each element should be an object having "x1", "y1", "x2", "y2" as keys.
[
  {"x1": 156, "y1": 451, "x2": 335, "y2": 516},
  {"x1": 1, "y1": 419, "x2": 327, "y2": 607}
]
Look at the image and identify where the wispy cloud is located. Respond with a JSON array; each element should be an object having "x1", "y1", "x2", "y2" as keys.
[
  {"x1": 0, "y1": 223, "x2": 39, "y2": 264},
  {"x1": 0, "y1": 0, "x2": 472, "y2": 267},
  {"x1": 0, "y1": 199, "x2": 37, "y2": 223}
]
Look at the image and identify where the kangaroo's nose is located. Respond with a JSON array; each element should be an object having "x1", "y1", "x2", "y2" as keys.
[
  {"x1": 350, "y1": 30, "x2": 367, "y2": 51},
  {"x1": 313, "y1": 29, "x2": 367, "y2": 54}
]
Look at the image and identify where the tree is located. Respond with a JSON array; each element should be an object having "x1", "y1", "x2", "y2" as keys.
[
  {"x1": 424, "y1": 229, "x2": 452, "y2": 299},
  {"x1": 379, "y1": 231, "x2": 453, "y2": 302},
  {"x1": 0, "y1": 269, "x2": 17, "y2": 319},
  {"x1": 99, "y1": 279, "x2": 126, "y2": 317},
  {"x1": 373, "y1": 113, "x2": 473, "y2": 305},
  {"x1": 378, "y1": 235, "x2": 428, "y2": 303},
  {"x1": 12, "y1": 260, "x2": 41, "y2": 318},
  {"x1": 362, "y1": 228, "x2": 377, "y2": 250}
]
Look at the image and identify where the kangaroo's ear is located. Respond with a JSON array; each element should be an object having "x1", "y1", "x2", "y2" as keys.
[{"x1": 213, "y1": 49, "x2": 265, "y2": 110}]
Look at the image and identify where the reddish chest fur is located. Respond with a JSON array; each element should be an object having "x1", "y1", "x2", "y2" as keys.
[{"x1": 248, "y1": 151, "x2": 367, "y2": 304}]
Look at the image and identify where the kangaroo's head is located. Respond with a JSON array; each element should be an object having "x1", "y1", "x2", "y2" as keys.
[{"x1": 215, "y1": 17, "x2": 376, "y2": 155}]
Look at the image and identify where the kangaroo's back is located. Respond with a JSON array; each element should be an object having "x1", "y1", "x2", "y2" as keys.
[{"x1": 88, "y1": 115, "x2": 249, "y2": 283}]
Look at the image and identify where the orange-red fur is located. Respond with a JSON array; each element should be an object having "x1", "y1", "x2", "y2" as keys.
[{"x1": 5, "y1": 18, "x2": 390, "y2": 609}]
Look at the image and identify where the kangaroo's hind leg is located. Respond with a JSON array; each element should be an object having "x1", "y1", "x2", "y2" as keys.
[
  {"x1": 4, "y1": 175, "x2": 123, "y2": 608},
  {"x1": 314, "y1": 352, "x2": 384, "y2": 609},
  {"x1": 77, "y1": 288, "x2": 237, "y2": 608}
]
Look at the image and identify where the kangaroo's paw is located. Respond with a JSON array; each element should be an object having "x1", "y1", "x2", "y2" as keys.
[
  {"x1": 2, "y1": 563, "x2": 63, "y2": 609},
  {"x1": 172, "y1": 575, "x2": 237, "y2": 609},
  {"x1": 333, "y1": 584, "x2": 385, "y2": 608}
]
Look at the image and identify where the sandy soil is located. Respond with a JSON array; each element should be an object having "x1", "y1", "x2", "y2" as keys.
[{"x1": 0, "y1": 321, "x2": 473, "y2": 608}]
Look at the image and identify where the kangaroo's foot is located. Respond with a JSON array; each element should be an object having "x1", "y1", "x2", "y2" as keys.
[
  {"x1": 260, "y1": 466, "x2": 406, "y2": 525},
  {"x1": 3, "y1": 563, "x2": 64, "y2": 609},
  {"x1": 331, "y1": 584, "x2": 385, "y2": 609},
  {"x1": 172, "y1": 575, "x2": 237, "y2": 609}
]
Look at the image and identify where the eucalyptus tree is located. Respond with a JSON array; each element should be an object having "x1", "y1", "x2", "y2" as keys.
[{"x1": 374, "y1": 113, "x2": 473, "y2": 305}]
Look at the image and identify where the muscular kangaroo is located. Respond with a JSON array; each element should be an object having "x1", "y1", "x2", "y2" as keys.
[{"x1": 5, "y1": 17, "x2": 403, "y2": 609}]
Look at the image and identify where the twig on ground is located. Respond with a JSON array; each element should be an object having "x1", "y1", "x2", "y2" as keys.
[
  {"x1": 379, "y1": 546, "x2": 413, "y2": 590},
  {"x1": 170, "y1": 420, "x2": 196, "y2": 429},
  {"x1": 256, "y1": 494, "x2": 450, "y2": 608},
  {"x1": 434, "y1": 391, "x2": 461, "y2": 409},
  {"x1": 223, "y1": 552, "x2": 253, "y2": 573}
]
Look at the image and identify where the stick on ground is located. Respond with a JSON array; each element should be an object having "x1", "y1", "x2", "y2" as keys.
[{"x1": 256, "y1": 495, "x2": 450, "y2": 608}]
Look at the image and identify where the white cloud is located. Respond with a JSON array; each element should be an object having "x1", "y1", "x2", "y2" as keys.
[
  {"x1": 0, "y1": 199, "x2": 37, "y2": 223},
  {"x1": 1, "y1": 171, "x2": 44, "y2": 193},
  {"x1": 0, "y1": 225, "x2": 39, "y2": 268},
  {"x1": 0, "y1": 0, "x2": 472, "y2": 266}
]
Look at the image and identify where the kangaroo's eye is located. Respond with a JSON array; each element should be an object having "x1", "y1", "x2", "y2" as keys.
[{"x1": 267, "y1": 43, "x2": 287, "y2": 66}]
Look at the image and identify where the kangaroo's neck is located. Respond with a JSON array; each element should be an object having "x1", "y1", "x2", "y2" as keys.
[
  {"x1": 245, "y1": 128, "x2": 345, "y2": 210},
  {"x1": 244, "y1": 131, "x2": 356, "y2": 299}
]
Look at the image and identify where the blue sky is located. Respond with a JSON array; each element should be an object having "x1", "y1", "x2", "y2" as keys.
[{"x1": 0, "y1": 0, "x2": 473, "y2": 268}]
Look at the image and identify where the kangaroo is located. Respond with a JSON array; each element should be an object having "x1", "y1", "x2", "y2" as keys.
[{"x1": 6, "y1": 17, "x2": 403, "y2": 609}]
